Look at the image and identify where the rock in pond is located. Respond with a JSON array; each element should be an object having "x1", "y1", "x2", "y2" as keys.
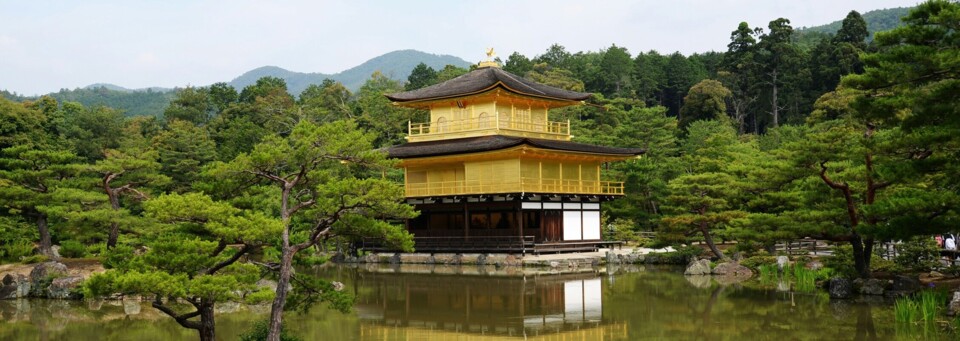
[
  {"x1": 829, "y1": 278, "x2": 853, "y2": 299},
  {"x1": 1, "y1": 274, "x2": 31, "y2": 299},
  {"x1": 854, "y1": 278, "x2": 885, "y2": 296},
  {"x1": 890, "y1": 275, "x2": 921, "y2": 294},
  {"x1": 47, "y1": 276, "x2": 84, "y2": 299},
  {"x1": 684, "y1": 259, "x2": 712, "y2": 276},
  {"x1": 948, "y1": 291, "x2": 960, "y2": 317},
  {"x1": 29, "y1": 261, "x2": 68, "y2": 297},
  {"x1": 776, "y1": 256, "x2": 790, "y2": 271},
  {"x1": 711, "y1": 262, "x2": 753, "y2": 277}
]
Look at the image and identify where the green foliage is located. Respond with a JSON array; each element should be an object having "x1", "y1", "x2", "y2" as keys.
[
  {"x1": 894, "y1": 290, "x2": 951, "y2": 337},
  {"x1": 36, "y1": 86, "x2": 175, "y2": 117},
  {"x1": 20, "y1": 255, "x2": 48, "y2": 264},
  {"x1": 239, "y1": 320, "x2": 302, "y2": 341},
  {"x1": 740, "y1": 255, "x2": 777, "y2": 270},
  {"x1": 59, "y1": 240, "x2": 87, "y2": 258},
  {"x1": 798, "y1": 7, "x2": 911, "y2": 40},
  {"x1": 894, "y1": 237, "x2": 941, "y2": 272},
  {"x1": 243, "y1": 288, "x2": 276, "y2": 305},
  {"x1": 679, "y1": 79, "x2": 732, "y2": 127},
  {"x1": 404, "y1": 63, "x2": 437, "y2": 91},
  {"x1": 644, "y1": 245, "x2": 704, "y2": 264},
  {"x1": 825, "y1": 245, "x2": 899, "y2": 277},
  {"x1": 2, "y1": 240, "x2": 36, "y2": 262}
]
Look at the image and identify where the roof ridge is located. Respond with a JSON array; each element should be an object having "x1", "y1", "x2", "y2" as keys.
[{"x1": 494, "y1": 68, "x2": 547, "y2": 95}]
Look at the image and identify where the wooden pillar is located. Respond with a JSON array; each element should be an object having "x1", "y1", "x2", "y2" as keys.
[
  {"x1": 517, "y1": 200, "x2": 524, "y2": 252},
  {"x1": 464, "y1": 200, "x2": 470, "y2": 238}
]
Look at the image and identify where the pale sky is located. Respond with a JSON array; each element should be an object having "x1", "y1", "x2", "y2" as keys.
[{"x1": 1, "y1": 0, "x2": 919, "y2": 96}]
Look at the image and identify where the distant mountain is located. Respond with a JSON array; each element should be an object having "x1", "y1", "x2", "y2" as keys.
[
  {"x1": 84, "y1": 83, "x2": 173, "y2": 93},
  {"x1": 2, "y1": 86, "x2": 176, "y2": 117},
  {"x1": 798, "y1": 7, "x2": 912, "y2": 38},
  {"x1": 228, "y1": 50, "x2": 472, "y2": 95}
]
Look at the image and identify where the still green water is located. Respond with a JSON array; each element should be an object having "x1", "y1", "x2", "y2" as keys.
[{"x1": 0, "y1": 264, "x2": 949, "y2": 340}]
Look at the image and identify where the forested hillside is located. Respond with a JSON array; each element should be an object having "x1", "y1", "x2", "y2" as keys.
[
  {"x1": 228, "y1": 49, "x2": 470, "y2": 94},
  {"x1": 798, "y1": 6, "x2": 912, "y2": 37},
  {"x1": 2, "y1": 86, "x2": 175, "y2": 117}
]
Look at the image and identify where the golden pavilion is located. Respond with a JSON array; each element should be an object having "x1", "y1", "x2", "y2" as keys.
[{"x1": 383, "y1": 56, "x2": 644, "y2": 253}]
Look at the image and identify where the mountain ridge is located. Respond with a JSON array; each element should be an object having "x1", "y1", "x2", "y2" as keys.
[{"x1": 227, "y1": 50, "x2": 472, "y2": 95}]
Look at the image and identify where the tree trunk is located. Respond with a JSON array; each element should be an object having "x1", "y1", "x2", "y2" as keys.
[
  {"x1": 770, "y1": 70, "x2": 779, "y2": 128},
  {"x1": 699, "y1": 224, "x2": 725, "y2": 260},
  {"x1": 850, "y1": 235, "x2": 874, "y2": 279},
  {"x1": 267, "y1": 247, "x2": 295, "y2": 341},
  {"x1": 106, "y1": 190, "x2": 121, "y2": 248},
  {"x1": 198, "y1": 302, "x2": 216, "y2": 341},
  {"x1": 37, "y1": 213, "x2": 53, "y2": 257}
]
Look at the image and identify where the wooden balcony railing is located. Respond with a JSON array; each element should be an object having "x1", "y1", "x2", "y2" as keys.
[
  {"x1": 407, "y1": 112, "x2": 570, "y2": 142},
  {"x1": 405, "y1": 177, "x2": 625, "y2": 197}
]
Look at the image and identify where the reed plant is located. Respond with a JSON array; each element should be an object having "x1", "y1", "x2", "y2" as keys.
[
  {"x1": 791, "y1": 265, "x2": 817, "y2": 292},
  {"x1": 894, "y1": 290, "x2": 951, "y2": 338},
  {"x1": 757, "y1": 264, "x2": 779, "y2": 284}
]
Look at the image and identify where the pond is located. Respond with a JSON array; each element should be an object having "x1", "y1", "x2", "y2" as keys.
[{"x1": 0, "y1": 263, "x2": 950, "y2": 340}]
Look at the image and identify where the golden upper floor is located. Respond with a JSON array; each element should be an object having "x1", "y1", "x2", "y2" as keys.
[{"x1": 387, "y1": 66, "x2": 590, "y2": 143}]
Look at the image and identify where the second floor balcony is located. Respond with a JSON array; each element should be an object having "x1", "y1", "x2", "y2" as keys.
[
  {"x1": 407, "y1": 112, "x2": 570, "y2": 142},
  {"x1": 405, "y1": 177, "x2": 625, "y2": 198}
]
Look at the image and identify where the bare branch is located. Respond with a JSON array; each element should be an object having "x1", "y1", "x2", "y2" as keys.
[
  {"x1": 204, "y1": 244, "x2": 251, "y2": 275},
  {"x1": 152, "y1": 299, "x2": 201, "y2": 330},
  {"x1": 243, "y1": 169, "x2": 286, "y2": 184}
]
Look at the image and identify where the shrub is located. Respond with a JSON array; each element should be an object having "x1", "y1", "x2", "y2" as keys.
[
  {"x1": 2, "y1": 239, "x2": 36, "y2": 262},
  {"x1": 21, "y1": 254, "x2": 48, "y2": 264},
  {"x1": 101, "y1": 244, "x2": 136, "y2": 269},
  {"x1": 59, "y1": 240, "x2": 87, "y2": 258},
  {"x1": 825, "y1": 244, "x2": 900, "y2": 277},
  {"x1": 85, "y1": 243, "x2": 107, "y2": 257},
  {"x1": 894, "y1": 236, "x2": 940, "y2": 272},
  {"x1": 740, "y1": 255, "x2": 777, "y2": 270},
  {"x1": 239, "y1": 320, "x2": 302, "y2": 341}
]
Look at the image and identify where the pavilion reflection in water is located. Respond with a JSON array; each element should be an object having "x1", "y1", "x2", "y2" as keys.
[{"x1": 352, "y1": 271, "x2": 627, "y2": 340}]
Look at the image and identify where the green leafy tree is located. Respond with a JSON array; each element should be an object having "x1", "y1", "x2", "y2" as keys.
[
  {"x1": 299, "y1": 79, "x2": 353, "y2": 123},
  {"x1": 598, "y1": 44, "x2": 635, "y2": 98},
  {"x1": 404, "y1": 63, "x2": 438, "y2": 91},
  {"x1": 90, "y1": 130, "x2": 169, "y2": 247},
  {"x1": 208, "y1": 82, "x2": 239, "y2": 114},
  {"x1": 719, "y1": 22, "x2": 761, "y2": 133},
  {"x1": 356, "y1": 72, "x2": 423, "y2": 147},
  {"x1": 503, "y1": 52, "x2": 533, "y2": 76},
  {"x1": 0, "y1": 145, "x2": 79, "y2": 257},
  {"x1": 202, "y1": 119, "x2": 416, "y2": 341},
  {"x1": 525, "y1": 63, "x2": 586, "y2": 92},
  {"x1": 152, "y1": 120, "x2": 217, "y2": 192},
  {"x1": 84, "y1": 192, "x2": 281, "y2": 341},
  {"x1": 164, "y1": 87, "x2": 213, "y2": 125},
  {"x1": 633, "y1": 50, "x2": 667, "y2": 107},
  {"x1": 679, "y1": 79, "x2": 732, "y2": 128},
  {"x1": 0, "y1": 97, "x2": 50, "y2": 149},
  {"x1": 663, "y1": 52, "x2": 705, "y2": 117},
  {"x1": 60, "y1": 102, "x2": 125, "y2": 161},
  {"x1": 659, "y1": 120, "x2": 751, "y2": 259},
  {"x1": 534, "y1": 44, "x2": 572, "y2": 69},
  {"x1": 435, "y1": 64, "x2": 468, "y2": 83},
  {"x1": 755, "y1": 18, "x2": 803, "y2": 129}
]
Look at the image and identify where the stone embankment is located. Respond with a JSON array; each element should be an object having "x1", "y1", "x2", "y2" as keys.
[
  {"x1": 1, "y1": 261, "x2": 87, "y2": 300},
  {"x1": 334, "y1": 247, "x2": 687, "y2": 269}
]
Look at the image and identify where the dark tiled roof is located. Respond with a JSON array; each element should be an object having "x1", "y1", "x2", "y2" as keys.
[
  {"x1": 386, "y1": 135, "x2": 645, "y2": 159},
  {"x1": 385, "y1": 67, "x2": 592, "y2": 103}
]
